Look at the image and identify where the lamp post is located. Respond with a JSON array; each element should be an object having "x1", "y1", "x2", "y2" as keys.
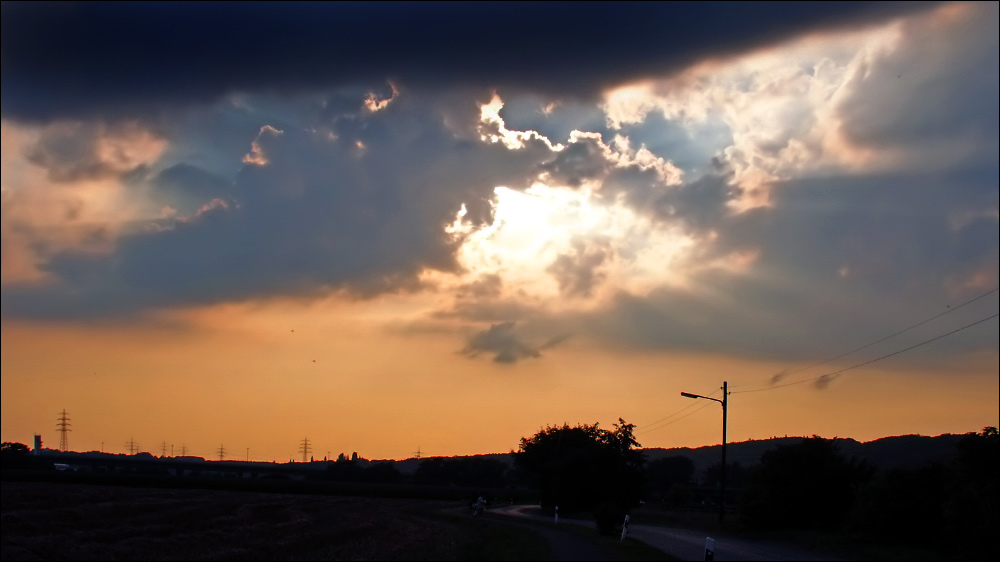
[{"x1": 681, "y1": 381, "x2": 728, "y2": 524}]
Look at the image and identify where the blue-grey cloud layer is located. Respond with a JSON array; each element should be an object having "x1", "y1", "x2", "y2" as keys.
[
  {"x1": 2, "y1": 2, "x2": 995, "y2": 368},
  {"x1": 2, "y1": 2, "x2": 938, "y2": 122}
]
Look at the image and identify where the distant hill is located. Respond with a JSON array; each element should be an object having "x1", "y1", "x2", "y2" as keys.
[
  {"x1": 641, "y1": 433, "x2": 971, "y2": 478},
  {"x1": 389, "y1": 452, "x2": 514, "y2": 475},
  {"x1": 387, "y1": 433, "x2": 971, "y2": 478}
]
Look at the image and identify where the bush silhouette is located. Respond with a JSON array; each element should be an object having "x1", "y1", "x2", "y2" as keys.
[
  {"x1": 740, "y1": 436, "x2": 872, "y2": 530},
  {"x1": 513, "y1": 418, "x2": 644, "y2": 514}
]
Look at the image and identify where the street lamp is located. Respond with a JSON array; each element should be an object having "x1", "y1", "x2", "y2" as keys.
[{"x1": 681, "y1": 381, "x2": 729, "y2": 523}]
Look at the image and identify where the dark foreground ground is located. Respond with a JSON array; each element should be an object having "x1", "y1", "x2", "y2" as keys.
[
  {"x1": 1, "y1": 481, "x2": 670, "y2": 561},
  {"x1": 1, "y1": 481, "x2": 520, "y2": 560}
]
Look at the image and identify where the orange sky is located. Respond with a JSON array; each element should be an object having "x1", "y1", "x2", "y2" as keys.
[{"x1": 3, "y1": 301, "x2": 996, "y2": 461}]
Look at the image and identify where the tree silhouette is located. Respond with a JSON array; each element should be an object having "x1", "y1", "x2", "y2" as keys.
[
  {"x1": 646, "y1": 455, "x2": 694, "y2": 504},
  {"x1": 513, "y1": 418, "x2": 644, "y2": 515},
  {"x1": 414, "y1": 456, "x2": 509, "y2": 488},
  {"x1": 944, "y1": 426, "x2": 999, "y2": 559},
  {"x1": 849, "y1": 464, "x2": 947, "y2": 545},
  {"x1": 1, "y1": 441, "x2": 47, "y2": 470},
  {"x1": 1, "y1": 442, "x2": 30, "y2": 456},
  {"x1": 847, "y1": 426, "x2": 998, "y2": 558},
  {"x1": 740, "y1": 436, "x2": 873, "y2": 530}
]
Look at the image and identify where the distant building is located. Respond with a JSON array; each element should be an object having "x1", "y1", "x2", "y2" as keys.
[{"x1": 33, "y1": 434, "x2": 42, "y2": 455}]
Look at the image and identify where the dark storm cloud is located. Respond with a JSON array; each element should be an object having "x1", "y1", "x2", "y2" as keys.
[
  {"x1": 460, "y1": 321, "x2": 570, "y2": 364},
  {"x1": 578, "y1": 167, "x2": 999, "y2": 360},
  {"x1": 1, "y1": 90, "x2": 558, "y2": 319},
  {"x1": 538, "y1": 137, "x2": 609, "y2": 188},
  {"x1": 461, "y1": 321, "x2": 541, "y2": 363},
  {"x1": 563, "y1": 1, "x2": 1000, "y2": 362},
  {"x1": 24, "y1": 122, "x2": 154, "y2": 183},
  {"x1": 546, "y1": 238, "x2": 613, "y2": 298},
  {"x1": 836, "y1": 1, "x2": 999, "y2": 161},
  {"x1": 1, "y1": 2, "x2": 939, "y2": 122},
  {"x1": 151, "y1": 164, "x2": 235, "y2": 211},
  {"x1": 601, "y1": 160, "x2": 738, "y2": 233},
  {"x1": 651, "y1": 171, "x2": 739, "y2": 233},
  {"x1": 455, "y1": 274, "x2": 504, "y2": 300}
]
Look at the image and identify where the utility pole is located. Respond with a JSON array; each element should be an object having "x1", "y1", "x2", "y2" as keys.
[
  {"x1": 681, "y1": 381, "x2": 729, "y2": 523},
  {"x1": 56, "y1": 410, "x2": 71, "y2": 452},
  {"x1": 722, "y1": 380, "x2": 728, "y2": 524},
  {"x1": 299, "y1": 437, "x2": 312, "y2": 462}
]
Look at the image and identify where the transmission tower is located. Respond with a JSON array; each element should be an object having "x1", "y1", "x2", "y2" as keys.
[
  {"x1": 56, "y1": 409, "x2": 71, "y2": 452},
  {"x1": 179, "y1": 444, "x2": 188, "y2": 456},
  {"x1": 217, "y1": 443, "x2": 226, "y2": 461},
  {"x1": 125, "y1": 437, "x2": 140, "y2": 455},
  {"x1": 414, "y1": 446, "x2": 421, "y2": 459},
  {"x1": 299, "y1": 437, "x2": 312, "y2": 462},
  {"x1": 161, "y1": 441, "x2": 169, "y2": 457}
]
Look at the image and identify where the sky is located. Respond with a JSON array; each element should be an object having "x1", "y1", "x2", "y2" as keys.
[{"x1": 1, "y1": 1, "x2": 997, "y2": 462}]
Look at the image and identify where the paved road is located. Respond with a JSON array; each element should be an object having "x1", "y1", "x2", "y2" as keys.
[
  {"x1": 491, "y1": 505, "x2": 849, "y2": 561},
  {"x1": 481, "y1": 512, "x2": 619, "y2": 561},
  {"x1": 625, "y1": 523, "x2": 848, "y2": 561}
]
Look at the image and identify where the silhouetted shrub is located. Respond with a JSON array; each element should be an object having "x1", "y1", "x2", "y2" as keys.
[
  {"x1": 513, "y1": 418, "x2": 644, "y2": 514},
  {"x1": 414, "y1": 456, "x2": 509, "y2": 488},
  {"x1": 848, "y1": 465, "x2": 947, "y2": 546},
  {"x1": 646, "y1": 455, "x2": 694, "y2": 498},
  {"x1": 740, "y1": 436, "x2": 873, "y2": 530},
  {"x1": 362, "y1": 461, "x2": 402, "y2": 484},
  {"x1": 594, "y1": 502, "x2": 627, "y2": 536},
  {"x1": 944, "y1": 427, "x2": 998, "y2": 559}
]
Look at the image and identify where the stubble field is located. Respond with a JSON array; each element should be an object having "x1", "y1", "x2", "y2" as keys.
[{"x1": 1, "y1": 481, "x2": 546, "y2": 561}]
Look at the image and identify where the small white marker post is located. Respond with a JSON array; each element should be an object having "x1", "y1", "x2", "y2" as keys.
[
  {"x1": 704, "y1": 536, "x2": 716, "y2": 561},
  {"x1": 554, "y1": 505, "x2": 559, "y2": 524},
  {"x1": 619, "y1": 514, "x2": 630, "y2": 541}
]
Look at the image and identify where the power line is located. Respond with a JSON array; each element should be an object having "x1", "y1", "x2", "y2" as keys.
[
  {"x1": 636, "y1": 386, "x2": 722, "y2": 434},
  {"x1": 733, "y1": 312, "x2": 999, "y2": 395},
  {"x1": 735, "y1": 287, "x2": 998, "y2": 393},
  {"x1": 635, "y1": 289, "x2": 998, "y2": 436},
  {"x1": 636, "y1": 400, "x2": 715, "y2": 436}
]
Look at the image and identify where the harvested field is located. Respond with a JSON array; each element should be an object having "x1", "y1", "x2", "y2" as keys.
[{"x1": 1, "y1": 481, "x2": 545, "y2": 561}]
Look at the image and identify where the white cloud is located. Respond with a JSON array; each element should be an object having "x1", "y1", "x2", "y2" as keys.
[{"x1": 602, "y1": 3, "x2": 998, "y2": 210}]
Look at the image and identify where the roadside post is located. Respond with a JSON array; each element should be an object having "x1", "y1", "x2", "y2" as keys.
[
  {"x1": 554, "y1": 505, "x2": 559, "y2": 524},
  {"x1": 619, "y1": 514, "x2": 630, "y2": 541},
  {"x1": 704, "y1": 537, "x2": 715, "y2": 561}
]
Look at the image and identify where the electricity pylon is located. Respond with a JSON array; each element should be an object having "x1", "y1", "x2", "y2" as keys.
[
  {"x1": 299, "y1": 437, "x2": 312, "y2": 462},
  {"x1": 56, "y1": 410, "x2": 71, "y2": 452}
]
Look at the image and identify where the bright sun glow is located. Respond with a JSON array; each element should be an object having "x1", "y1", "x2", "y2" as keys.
[{"x1": 452, "y1": 183, "x2": 695, "y2": 304}]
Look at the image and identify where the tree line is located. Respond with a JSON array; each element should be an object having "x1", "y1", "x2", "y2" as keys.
[{"x1": 5, "y1": 424, "x2": 996, "y2": 556}]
